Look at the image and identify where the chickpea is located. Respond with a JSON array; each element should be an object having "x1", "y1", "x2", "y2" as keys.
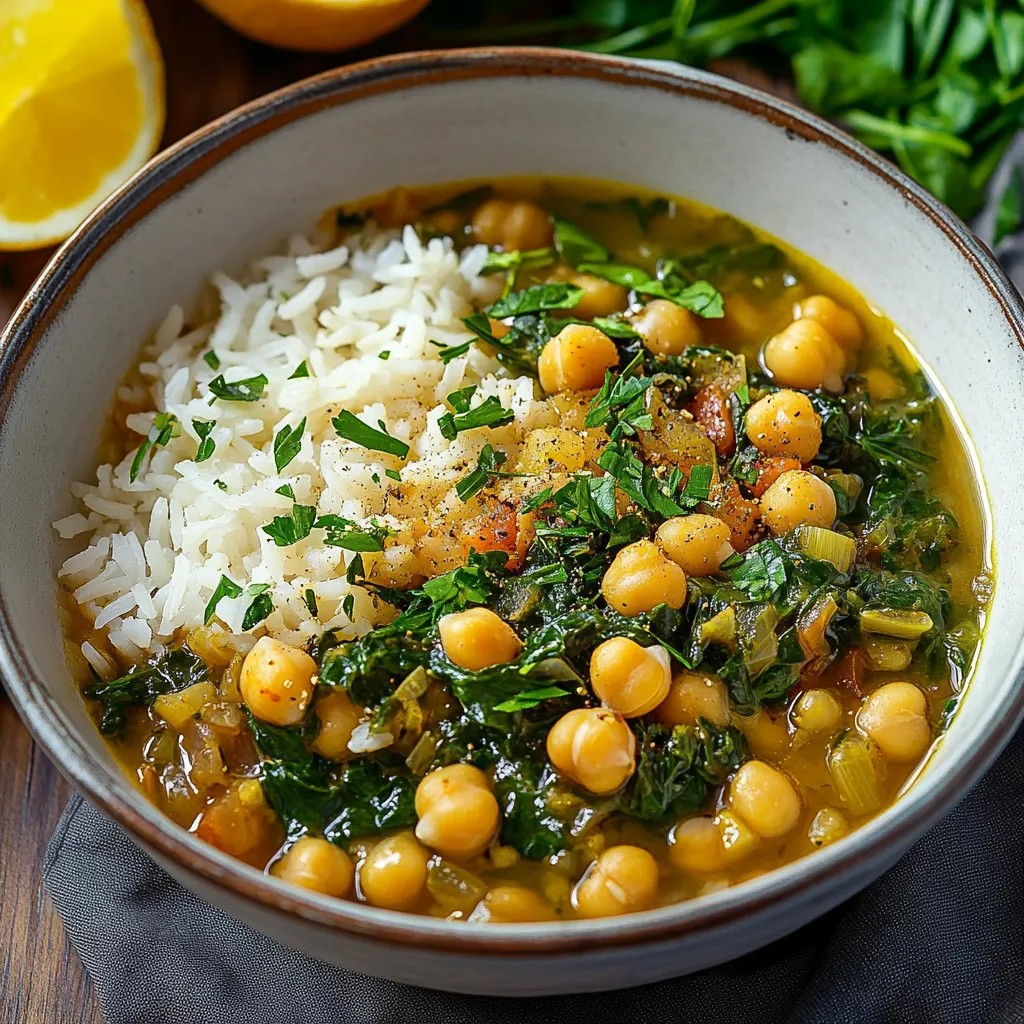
[
  {"x1": 762, "y1": 319, "x2": 846, "y2": 392},
  {"x1": 273, "y1": 836, "x2": 354, "y2": 898},
  {"x1": 729, "y1": 760, "x2": 802, "y2": 839},
  {"x1": 470, "y1": 886, "x2": 556, "y2": 923},
  {"x1": 655, "y1": 669, "x2": 730, "y2": 728},
  {"x1": 760, "y1": 469, "x2": 836, "y2": 535},
  {"x1": 239, "y1": 637, "x2": 317, "y2": 727},
  {"x1": 590, "y1": 637, "x2": 672, "y2": 718},
  {"x1": 414, "y1": 764, "x2": 500, "y2": 860},
  {"x1": 668, "y1": 817, "x2": 726, "y2": 874},
  {"x1": 546, "y1": 707, "x2": 636, "y2": 795},
  {"x1": 632, "y1": 299, "x2": 701, "y2": 356},
  {"x1": 716, "y1": 809, "x2": 760, "y2": 864},
  {"x1": 862, "y1": 366, "x2": 903, "y2": 401},
  {"x1": 439, "y1": 607, "x2": 522, "y2": 671},
  {"x1": 797, "y1": 294, "x2": 863, "y2": 353},
  {"x1": 808, "y1": 806, "x2": 849, "y2": 848},
  {"x1": 736, "y1": 709, "x2": 789, "y2": 758},
  {"x1": 656, "y1": 514, "x2": 734, "y2": 577},
  {"x1": 744, "y1": 390, "x2": 822, "y2": 463},
  {"x1": 471, "y1": 198, "x2": 553, "y2": 251},
  {"x1": 549, "y1": 266, "x2": 628, "y2": 320},
  {"x1": 311, "y1": 689, "x2": 361, "y2": 760},
  {"x1": 601, "y1": 539, "x2": 687, "y2": 617},
  {"x1": 574, "y1": 845, "x2": 659, "y2": 918},
  {"x1": 538, "y1": 324, "x2": 620, "y2": 394},
  {"x1": 790, "y1": 688, "x2": 843, "y2": 734},
  {"x1": 857, "y1": 681, "x2": 931, "y2": 762},
  {"x1": 359, "y1": 832, "x2": 430, "y2": 910}
]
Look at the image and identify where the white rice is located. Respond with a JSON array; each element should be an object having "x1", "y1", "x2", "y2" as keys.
[{"x1": 56, "y1": 223, "x2": 561, "y2": 674}]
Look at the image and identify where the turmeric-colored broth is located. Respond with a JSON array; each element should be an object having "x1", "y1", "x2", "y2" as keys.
[{"x1": 65, "y1": 178, "x2": 990, "y2": 921}]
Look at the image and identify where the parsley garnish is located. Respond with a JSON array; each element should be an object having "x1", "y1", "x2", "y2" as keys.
[
  {"x1": 241, "y1": 584, "x2": 273, "y2": 630},
  {"x1": 303, "y1": 588, "x2": 318, "y2": 617},
  {"x1": 378, "y1": 350, "x2": 391, "y2": 361},
  {"x1": 208, "y1": 373, "x2": 268, "y2": 402},
  {"x1": 275, "y1": 483, "x2": 296, "y2": 500},
  {"x1": 332, "y1": 410, "x2": 409, "y2": 459},
  {"x1": 585, "y1": 354, "x2": 653, "y2": 438},
  {"x1": 487, "y1": 282, "x2": 584, "y2": 318},
  {"x1": 202, "y1": 351, "x2": 220, "y2": 370},
  {"x1": 204, "y1": 575, "x2": 242, "y2": 624},
  {"x1": 192, "y1": 418, "x2": 216, "y2": 463},
  {"x1": 438, "y1": 393, "x2": 514, "y2": 441},
  {"x1": 315, "y1": 514, "x2": 391, "y2": 551},
  {"x1": 273, "y1": 417, "x2": 306, "y2": 472},
  {"x1": 288, "y1": 361, "x2": 310, "y2": 379},
  {"x1": 261, "y1": 505, "x2": 317, "y2": 547},
  {"x1": 456, "y1": 444, "x2": 508, "y2": 501},
  {"x1": 130, "y1": 412, "x2": 178, "y2": 482},
  {"x1": 385, "y1": 468, "x2": 402, "y2": 482},
  {"x1": 342, "y1": 593, "x2": 355, "y2": 620}
]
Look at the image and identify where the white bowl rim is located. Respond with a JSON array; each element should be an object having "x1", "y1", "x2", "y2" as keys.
[{"x1": 3, "y1": 46, "x2": 1024, "y2": 956}]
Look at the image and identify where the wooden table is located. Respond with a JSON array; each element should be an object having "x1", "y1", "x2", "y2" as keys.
[{"x1": 0, "y1": 3, "x2": 419, "y2": 1019}]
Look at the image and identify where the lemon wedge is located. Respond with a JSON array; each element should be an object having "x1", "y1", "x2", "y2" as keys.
[
  {"x1": 0, "y1": 0, "x2": 164, "y2": 249},
  {"x1": 195, "y1": 0, "x2": 430, "y2": 53}
]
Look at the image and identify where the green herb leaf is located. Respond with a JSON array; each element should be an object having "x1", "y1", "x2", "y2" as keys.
[
  {"x1": 204, "y1": 574, "x2": 242, "y2": 624},
  {"x1": 208, "y1": 373, "x2": 268, "y2": 403},
  {"x1": 304, "y1": 588, "x2": 318, "y2": 617},
  {"x1": 315, "y1": 514, "x2": 391, "y2": 551},
  {"x1": 261, "y1": 505, "x2": 317, "y2": 547},
  {"x1": 332, "y1": 410, "x2": 410, "y2": 458},
  {"x1": 438, "y1": 395, "x2": 515, "y2": 441},
  {"x1": 130, "y1": 412, "x2": 179, "y2": 482},
  {"x1": 202, "y1": 350, "x2": 220, "y2": 370},
  {"x1": 342, "y1": 593, "x2": 355, "y2": 620},
  {"x1": 456, "y1": 444, "x2": 509, "y2": 501},
  {"x1": 192, "y1": 418, "x2": 216, "y2": 463},
  {"x1": 552, "y1": 217, "x2": 612, "y2": 267},
  {"x1": 385, "y1": 468, "x2": 402, "y2": 482},
  {"x1": 275, "y1": 483, "x2": 296, "y2": 500},
  {"x1": 493, "y1": 686, "x2": 570, "y2": 713},
  {"x1": 273, "y1": 417, "x2": 306, "y2": 473},
  {"x1": 682, "y1": 464, "x2": 714, "y2": 503},
  {"x1": 242, "y1": 587, "x2": 274, "y2": 630},
  {"x1": 288, "y1": 360, "x2": 310, "y2": 379},
  {"x1": 487, "y1": 283, "x2": 584, "y2": 318}
]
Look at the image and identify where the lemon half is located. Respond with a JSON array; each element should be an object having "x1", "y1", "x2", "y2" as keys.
[
  {"x1": 0, "y1": 0, "x2": 165, "y2": 250},
  {"x1": 195, "y1": 0, "x2": 431, "y2": 53}
]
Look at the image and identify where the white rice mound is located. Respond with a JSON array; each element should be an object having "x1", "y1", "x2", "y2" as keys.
[{"x1": 55, "y1": 223, "x2": 561, "y2": 678}]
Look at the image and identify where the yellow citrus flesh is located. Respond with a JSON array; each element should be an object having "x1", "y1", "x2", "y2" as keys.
[
  {"x1": 0, "y1": 0, "x2": 164, "y2": 249},
  {"x1": 195, "y1": 0, "x2": 431, "y2": 53}
]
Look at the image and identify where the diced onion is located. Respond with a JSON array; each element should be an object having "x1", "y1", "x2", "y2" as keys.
[
  {"x1": 348, "y1": 721, "x2": 393, "y2": 753},
  {"x1": 863, "y1": 638, "x2": 914, "y2": 671},
  {"x1": 739, "y1": 605, "x2": 778, "y2": 678},
  {"x1": 152, "y1": 682, "x2": 217, "y2": 730}
]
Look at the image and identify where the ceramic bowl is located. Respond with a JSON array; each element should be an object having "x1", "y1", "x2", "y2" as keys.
[{"x1": 3, "y1": 49, "x2": 1023, "y2": 997}]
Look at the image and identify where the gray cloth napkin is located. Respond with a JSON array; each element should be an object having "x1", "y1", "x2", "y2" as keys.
[{"x1": 41, "y1": 143, "x2": 1024, "y2": 1024}]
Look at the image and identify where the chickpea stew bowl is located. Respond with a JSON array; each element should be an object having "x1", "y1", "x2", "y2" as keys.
[{"x1": 3, "y1": 50, "x2": 1024, "y2": 995}]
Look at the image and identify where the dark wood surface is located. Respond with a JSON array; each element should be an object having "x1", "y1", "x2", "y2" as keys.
[{"x1": 0, "y1": 3, "x2": 411, "y2": 1020}]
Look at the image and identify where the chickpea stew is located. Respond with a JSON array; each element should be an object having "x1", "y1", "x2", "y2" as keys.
[{"x1": 68, "y1": 180, "x2": 990, "y2": 923}]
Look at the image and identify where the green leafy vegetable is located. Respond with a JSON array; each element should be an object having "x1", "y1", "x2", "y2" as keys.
[
  {"x1": 438, "y1": 395, "x2": 515, "y2": 441},
  {"x1": 493, "y1": 686, "x2": 571, "y2": 713},
  {"x1": 202, "y1": 350, "x2": 220, "y2": 370},
  {"x1": 242, "y1": 584, "x2": 274, "y2": 630},
  {"x1": 84, "y1": 646, "x2": 207, "y2": 736},
  {"x1": 315, "y1": 514, "x2": 391, "y2": 551},
  {"x1": 487, "y1": 282, "x2": 584, "y2": 318},
  {"x1": 288, "y1": 361, "x2": 310, "y2": 379}
]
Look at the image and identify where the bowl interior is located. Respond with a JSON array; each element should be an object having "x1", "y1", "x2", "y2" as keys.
[{"x1": 2, "y1": 52, "x2": 1023, "y2": 941}]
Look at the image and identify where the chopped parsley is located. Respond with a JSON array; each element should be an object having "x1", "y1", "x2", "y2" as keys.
[
  {"x1": 204, "y1": 575, "x2": 242, "y2": 625},
  {"x1": 202, "y1": 350, "x2": 220, "y2": 370},
  {"x1": 493, "y1": 686, "x2": 570, "y2": 714},
  {"x1": 273, "y1": 417, "x2": 306, "y2": 473},
  {"x1": 315, "y1": 514, "x2": 391, "y2": 552},
  {"x1": 304, "y1": 589, "x2": 319, "y2": 618},
  {"x1": 241, "y1": 584, "x2": 273, "y2": 631},
  {"x1": 456, "y1": 444, "x2": 508, "y2": 501},
  {"x1": 261, "y1": 504, "x2": 317, "y2": 547},
  {"x1": 130, "y1": 412, "x2": 178, "y2": 483},
  {"x1": 192, "y1": 419, "x2": 216, "y2": 463},
  {"x1": 438, "y1": 394, "x2": 514, "y2": 441},
  {"x1": 487, "y1": 282, "x2": 584, "y2": 318},
  {"x1": 275, "y1": 483, "x2": 296, "y2": 500},
  {"x1": 332, "y1": 410, "x2": 409, "y2": 459},
  {"x1": 208, "y1": 373, "x2": 268, "y2": 403},
  {"x1": 288, "y1": 361, "x2": 310, "y2": 379}
]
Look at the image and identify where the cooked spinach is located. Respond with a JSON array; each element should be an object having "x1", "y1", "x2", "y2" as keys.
[{"x1": 85, "y1": 645, "x2": 208, "y2": 736}]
